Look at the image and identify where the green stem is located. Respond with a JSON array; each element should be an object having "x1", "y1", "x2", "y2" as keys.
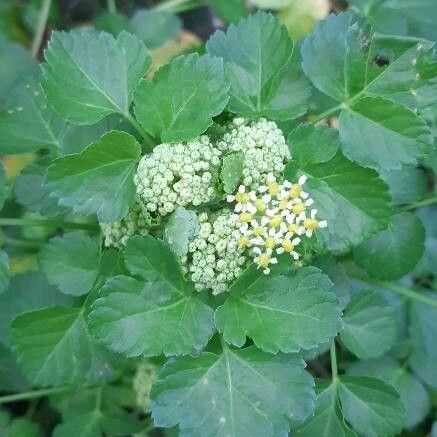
[
  {"x1": 351, "y1": 274, "x2": 437, "y2": 308},
  {"x1": 31, "y1": 0, "x2": 52, "y2": 58},
  {"x1": 0, "y1": 218, "x2": 98, "y2": 231},
  {"x1": 106, "y1": 0, "x2": 116, "y2": 13},
  {"x1": 0, "y1": 386, "x2": 72, "y2": 405},
  {"x1": 330, "y1": 341, "x2": 338, "y2": 382},
  {"x1": 402, "y1": 196, "x2": 437, "y2": 211},
  {"x1": 123, "y1": 112, "x2": 154, "y2": 152},
  {"x1": 153, "y1": 0, "x2": 202, "y2": 13},
  {"x1": 2, "y1": 236, "x2": 43, "y2": 249},
  {"x1": 310, "y1": 104, "x2": 343, "y2": 124}
]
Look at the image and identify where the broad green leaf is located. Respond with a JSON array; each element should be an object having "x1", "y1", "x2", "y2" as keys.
[
  {"x1": 129, "y1": 10, "x2": 181, "y2": 49},
  {"x1": 206, "y1": 11, "x2": 310, "y2": 120},
  {"x1": 206, "y1": 0, "x2": 249, "y2": 23},
  {"x1": 14, "y1": 158, "x2": 70, "y2": 217},
  {"x1": 0, "y1": 272, "x2": 74, "y2": 347},
  {"x1": 94, "y1": 12, "x2": 129, "y2": 36},
  {"x1": 0, "y1": 343, "x2": 29, "y2": 392},
  {"x1": 409, "y1": 298, "x2": 437, "y2": 360},
  {"x1": 164, "y1": 207, "x2": 200, "y2": 258},
  {"x1": 354, "y1": 212, "x2": 425, "y2": 280},
  {"x1": 134, "y1": 53, "x2": 229, "y2": 142},
  {"x1": 409, "y1": 349, "x2": 437, "y2": 389},
  {"x1": 348, "y1": 357, "x2": 431, "y2": 428},
  {"x1": 220, "y1": 151, "x2": 244, "y2": 194},
  {"x1": 45, "y1": 130, "x2": 141, "y2": 222},
  {"x1": 0, "y1": 415, "x2": 42, "y2": 437},
  {"x1": 339, "y1": 97, "x2": 432, "y2": 171},
  {"x1": 88, "y1": 235, "x2": 214, "y2": 357},
  {"x1": 42, "y1": 30, "x2": 151, "y2": 124},
  {"x1": 11, "y1": 306, "x2": 115, "y2": 386},
  {"x1": 216, "y1": 267, "x2": 341, "y2": 353},
  {"x1": 380, "y1": 165, "x2": 427, "y2": 205},
  {"x1": 338, "y1": 376, "x2": 405, "y2": 437},
  {"x1": 414, "y1": 206, "x2": 437, "y2": 277},
  {"x1": 39, "y1": 232, "x2": 100, "y2": 296},
  {"x1": 295, "y1": 381, "x2": 356, "y2": 436},
  {"x1": 340, "y1": 290, "x2": 397, "y2": 359},
  {"x1": 151, "y1": 346, "x2": 315, "y2": 436},
  {"x1": 0, "y1": 76, "x2": 67, "y2": 154},
  {"x1": 0, "y1": 250, "x2": 9, "y2": 295},
  {"x1": 285, "y1": 126, "x2": 392, "y2": 252},
  {"x1": 53, "y1": 386, "x2": 142, "y2": 437}
]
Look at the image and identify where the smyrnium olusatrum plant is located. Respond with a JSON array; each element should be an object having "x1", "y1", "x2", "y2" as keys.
[{"x1": 0, "y1": 4, "x2": 437, "y2": 437}]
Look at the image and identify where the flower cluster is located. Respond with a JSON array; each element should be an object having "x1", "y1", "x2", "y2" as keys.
[
  {"x1": 134, "y1": 136, "x2": 221, "y2": 216},
  {"x1": 133, "y1": 360, "x2": 158, "y2": 412},
  {"x1": 101, "y1": 202, "x2": 151, "y2": 249},
  {"x1": 217, "y1": 117, "x2": 290, "y2": 189},
  {"x1": 183, "y1": 209, "x2": 249, "y2": 295},
  {"x1": 227, "y1": 174, "x2": 327, "y2": 274}
]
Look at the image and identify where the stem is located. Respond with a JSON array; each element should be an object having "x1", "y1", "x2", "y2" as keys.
[
  {"x1": 106, "y1": 0, "x2": 116, "y2": 13},
  {"x1": 403, "y1": 196, "x2": 437, "y2": 211},
  {"x1": 309, "y1": 103, "x2": 343, "y2": 124},
  {"x1": 31, "y1": 0, "x2": 52, "y2": 58},
  {"x1": 2, "y1": 236, "x2": 43, "y2": 249},
  {"x1": 0, "y1": 386, "x2": 71, "y2": 405},
  {"x1": 153, "y1": 0, "x2": 202, "y2": 13},
  {"x1": 351, "y1": 274, "x2": 437, "y2": 308},
  {"x1": 330, "y1": 341, "x2": 338, "y2": 382},
  {"x1": 123, "y1": 112, "x2": 154, "y2": 152},
  {"x1": 0, "y1": 218, "x2": 98, "y2": 231}
]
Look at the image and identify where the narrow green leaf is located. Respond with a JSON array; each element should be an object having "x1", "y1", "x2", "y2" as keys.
[
  {"x1": 42, "y1": 30, "x2": 151, "y2": 124},
  {"x1": 0, "y1": 250, "x2": 9, "y2": 295},
  {"x1": 45, "y1": 130, "x2": 141, "y2": 222},
  {"x1": 39, "y1": 232, "x2": 100, "y2": 296},
  {"x1": 354, "y1": 212, "x2": 425, "y2": 280},
  {"x1": 220, "y1": 151, "x2": 244, "y2": 194},
  {"x1": 151, "y1": 346, "x2": 315, "y2": 436},
  {"x1": 340, "y1": 290, "x2": 397, "y2": 359},
  {"x1": 207, "y1": 11, "x2": 310, "y2": 120}
]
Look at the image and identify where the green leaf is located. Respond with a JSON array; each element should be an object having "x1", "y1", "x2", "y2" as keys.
[
  {"x1": 216, "y1": 267, "x2": 342, "y2": 353},
  {"x1": 347, "y1": 357, "x2": 431, "y2": 428},
  {"x1": 0, "y1": 272, "x2": 74, "y2": 347},
  {"x1": 129, "y1": 10, "x2": 181, "y2": 49},
  {"x1": 134, "y1": 53, "x2": 229, "y2": 142},
  {"x1": 11, "y1": 306, "x2": 115, "y2": 386},
  {"x1": 207, "y1": 11, "x2": 310, "y2": 120},
  {"x1": 94, "y1": 12, "x2": 129, "y2": 36},
  {"x1": 151, "y1": 346, "x2": 315, "y2": 436},
  {"x1": 0, "y1": 161, "x2": 5, "y2": 209},
  {"x1": 0, "y1": 343, "x2": 29, "y2": 392},
  {"x1": 340, "y1": 290, "x2": 397, "y2": 359},
  {"x1": 206, "y1": 0, "x2": 249, "y2": 23},
  {"x1": 409, "y1": 298, "x2": 437, "y2": 360},
  {"x1": 53, "y1": 386, "x2": 142, "y2": 437},
  {"x1": 339, "y1": 97, "x2": 432, "y2": 171},
  {"x1": 338, "y1": 376, "x2": 405, "y2": 437},
  {"x1": 354, "y1": 212, "x2": 425, "y2": 280},
  {"x1": 0, "y1": 250, "x2": 9, "y2": 295},
  {"x1": 42, "y1": 30, "x2": 151, "y2": 124},
  {"x1": 285, "y1": 126, "x2": 392, "y2": 252},
  {"x1": 414, "y1": 206, "x2": 437, "y2": 277},
  {"x1": 45, "y1": 130, "x2": 141, "y2": 222},
  {"x1": 0, "y1": 76, "x2": 67, "y2": 154},
  {"x1": 39, "y1": 232, "x2": 100, "y2": 296},
  {"x1": 220, "y1": 151, "x2": 244, "y2": 194},
  {"x1": 88, "y1": 235, "x2": 214, "y2": 357},
  {"x1": 164, "y1": 207, "x2": 200, "y2": 258},
  {"x1": 295, "y1": 382, "x2": 356, "y2": 436}
]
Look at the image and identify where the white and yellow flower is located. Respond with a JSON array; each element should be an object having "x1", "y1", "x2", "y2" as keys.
[{"x1": 253, "y1": 247, "x2": 278, "y2": 274}]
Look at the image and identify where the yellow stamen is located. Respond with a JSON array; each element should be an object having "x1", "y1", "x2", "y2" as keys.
[
  {"x1": 265, "y1": 237, "x2": 275, "y2": 249},
  {"x1": 288, "y1": 223, "x2": 298, "y2": 234},
  {"x1": 289, "y1": 184, "x2": 302, "y2": 198},
  {"x1": 235, "y1": 192, "x2": 249, "y2": 203},
  {"x1": 304, "y1": 218, "x2": 318, "y2": 230},
  {"x1": 254, "y1": 199, "x2": 266, "y2": 211},
  {"x1": 257, "y1": 253, "x2": 270, "y2": 269},
  {"x1": 253, "y1": 226, "x2": 265, "y2": 237},
  {"x1": 282, "y1": 240, "x2": 294, "y2": 253},
  {"x1": 239, "y1": 213, "x2": 252, "y2": 223},
  {"x1": 238, "y1": 235, "x2": 250, "y2": 248},
  {"x1": 267, "y1": 182, "x2": 279, "y2": 196},
  {"x1": 292, "y1": 203, "x2": 305, "y2": 214},
  {"x1": 268, "y1": 215, "x2": 282, "y2": 229}
]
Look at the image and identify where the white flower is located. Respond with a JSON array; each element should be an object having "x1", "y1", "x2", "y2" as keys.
[
  {"x1": 303, "y1": 209, "x2": 328, "y2": 237},
  {"x1": 253, "y1": 247, "x2": 278, "y2": 274}
]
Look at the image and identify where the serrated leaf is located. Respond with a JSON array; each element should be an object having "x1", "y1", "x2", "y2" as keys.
[
  {"x1": 134, "y1": 53, "x2": 229, "y2": 142},
  {"x1": 11, "y1": 306, "x2": 115, "y2": 386},
  {"x1": 285, "y1": 126, "x2": 392, "y2": 252},
  {"x1": 164, "y1": 207, "x2": 200, "y2": 257},
  {"x1": 340, "y1": 290, "x2": 397, "y2": 359},
  {"x1": 0, "y1": 250, "x2": 9, "y2": 295},
  {"x1": 42, "y1": 30, "x2": 151, "y2": 124},
  {"x1": 338, "y1": 376, "x2": 405, "y2": 437},
  {"x1": 220, "y1": 151, "x2": 244, "y2": 194},
  {"x1": 347, "y1": 357, "x2": 431, "y2": 428},
  {"x1": 295, "y1": 381, "x2": 356, "y2": 436},
  {"x1": 354, "y1": 212, "x2": 425, "y2": 280},
  {"x1": 129, "y1": 10, "x2": 181, "y2": 49},
  {"x1": 207, "y1": 11, "x2": 310, "y2": 120},
  {"x1": 39, "y1": 232, "x2": 100, "y2": 296},
  {"x1": 216, "y1": 267, "x2": 341, "y2": 353},
  {"x1": 339, "y1": 97, "x2": 432, "y2": 171},
  {"x1": 45, "y1": 130, "x2": 141, "y2": 222},
  {"x1": 151, "y1": 346, "x2": 315, "y2": 436},
  {"x1": 88, "y1": 235, "x2": 214, "y2": 357}
]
